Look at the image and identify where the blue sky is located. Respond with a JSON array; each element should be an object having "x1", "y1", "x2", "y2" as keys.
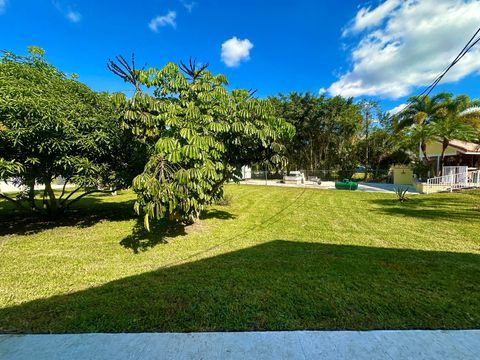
[{"x1": 1, "y1": 0, "x2": 480, "y2": 112}]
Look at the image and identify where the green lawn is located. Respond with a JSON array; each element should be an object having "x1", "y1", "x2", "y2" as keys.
[{"x1": 0, "y1": 185, "x2": 479, "y2": 333}]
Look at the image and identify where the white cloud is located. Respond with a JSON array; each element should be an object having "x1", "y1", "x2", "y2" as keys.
[
  {"x1": 0, "y1": 0, "x2": 6, "y2": 14},
  {"x1": 388, "y1": 103, "x2": 407, "y2": 115},
  {"x1": 343, "y1": 0, "x2": 401, "y2": 36},
  {"x1": 221, "y1": 37, "x2": 253, "y2": 67},
  {"x1": 149, "y1": 11, "x2": 176, "y2": 32},
  {"x1": 52, "y1": 1, "x2": 81, "y2": 22},
  {"x1": 66, "y1": 10, "x2": 81, "y2": 22},
  {"x1": 318, "y1": 88, "x2": 327, "y2": 95},
  {"x1": 181, "y1": 1, "x2": 197, "y2": 13},
  {"x1": 329, "y1": 0, "x2": 480, "y2": 99}
]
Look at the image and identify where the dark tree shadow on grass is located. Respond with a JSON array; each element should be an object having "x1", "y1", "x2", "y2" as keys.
[
  {"x1": 0, "y1": 194, "x2": 237, "y2": 245},
  {"x1": 200, "y1": 209, "x2": 237, "y2": 221},
  {"x1": 0, "y1": 240, "x2": 478, "y2": 334},
  {"x1": 119, "y1": 209, "x2": 236, "y2": 253},
  {"x1": 368, "y1": 191, "x2": 480, "y2": 221},
  {"x1": 119, "y1": 219, "x2": 187, "y2": 253},
  {"x1": 0, "y1": 194, "x2": 137, "y2": 236}
]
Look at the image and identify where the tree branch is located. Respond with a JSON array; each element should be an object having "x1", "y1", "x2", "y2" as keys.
[
  {"x1": 59, "y1": 177, "x2": 72, "y2": 200},
  {"x1": 60, "y1": 186, "x2": 83, "y2": 205},
  {"x1": 0, "y1": 192, "x2": 34, "y2": 212},
  {"x1": 42, "y1": 187, "x2": 48, "y2": 210},
  {"x1": 107, "y1": 54, "x2": 142, "y2": 92},
  {"x1": 63, "y1": 188, "x2": 120, "y2": 209},
  {"x1": 179, "y1": 57, "x2": 209, "y2": 81}
]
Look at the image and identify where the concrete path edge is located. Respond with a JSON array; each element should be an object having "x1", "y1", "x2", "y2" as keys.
[{"x1": 1, "y1": 330, "x2": 479, "y2": 360}]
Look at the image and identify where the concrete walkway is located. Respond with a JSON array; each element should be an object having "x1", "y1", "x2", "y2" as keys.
[
  {"x1": 1, "y1": 330, "x2": 478, "y2": 359},
  {"x1": 242, "y1": 179, "x2": 418, "y2": 194}
]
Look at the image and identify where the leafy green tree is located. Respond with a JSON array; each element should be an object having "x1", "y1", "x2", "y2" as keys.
[
  {"x1": 350, "y1": 104, "x2": 411, "y2": 181},
  {"x1": 0, "y1": 48, "x2": 136, "y2": 217},
  {"x1": 357, "y1": 127, "x2": 409, "y2": 179},
  {"x1": 269, "y1": 92, "x2": 323, "y2": 171},
  {"x1": 111, "y1": 59, "x2": 294, "y2": 228},
  {"x1": 433, "y1": 117, "x2": 477, "y2": 171},
  {"x1": 358, "y1": 99, "x2": 384, "y2": 178},
  {"x1": 271, "y1": 92, "x2": 363, "y2": 174}
]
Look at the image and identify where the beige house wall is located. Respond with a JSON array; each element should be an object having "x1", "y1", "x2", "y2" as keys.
[{"x1": 424, "y1": 141, "x2": 459, "y2": 157}]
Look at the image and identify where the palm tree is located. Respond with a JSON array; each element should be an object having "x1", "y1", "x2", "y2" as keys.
[
  {"x1": 404, "y1": 122, "x2": 436, "y2": 164},
  {"x1": 431, "y1": 95, "x2": 479, "y2": 174},
  {"x1": 398, "y1": 93, "x2": 450, "y2": 170},
  {"x1": 396, "y1": 92, "x2": 451, "y2": 130},
  {"x1": 459, "y1": 105, "x2": 480, "y2": 129}
]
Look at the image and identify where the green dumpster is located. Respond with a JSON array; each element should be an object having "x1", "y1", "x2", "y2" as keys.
[{"x1": 335, "y1": 178, "x2": 358, "y2": 190}]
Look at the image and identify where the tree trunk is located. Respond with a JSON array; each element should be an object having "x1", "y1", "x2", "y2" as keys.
[
  {"x1": 27, "y1": 179, "x2": 36, "y2": 210},
  {"x1": 309, "y1": 137, "x2": 314, "y2": 172},
  {"x1": 44, "y1": 178, "x2": 60, "y2": 218},
  {"x1": 439, "y1": 138, "x2": 449, "y2": 176},
  {"x1": 420, "y1": 142, "x2": 429, "y2": 165},
  {"x1": 374, "y1": 164, "x2": 380, "y2": 181}
]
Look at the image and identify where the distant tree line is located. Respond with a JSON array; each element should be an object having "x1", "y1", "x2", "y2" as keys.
[
  {"x1": 269, "y1": 93, "x2": 409, "y2": 179},
  {"x1": 269, "y1": 91, "x2": 480, "y2": 179}
]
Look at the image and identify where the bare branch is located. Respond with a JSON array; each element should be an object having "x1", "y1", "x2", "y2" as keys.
[
  {"x1": 247, "y1": 88, "x2": 258, "y2": 99},
  {"x1": 107, "y1": 54, "x2": 142, "y2": 92},
  {"x1": 179, "y1": 57, "x2": 209, "y2": 81}
]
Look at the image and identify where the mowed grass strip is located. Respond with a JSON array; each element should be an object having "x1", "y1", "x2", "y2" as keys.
[{"x1": 0, "y1": 185, "x2": 479, "y2": 333}]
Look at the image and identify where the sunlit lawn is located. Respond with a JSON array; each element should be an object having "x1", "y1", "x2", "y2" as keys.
[{"x1": 0, "y1": 185, "x2": 479, "y2": 333}]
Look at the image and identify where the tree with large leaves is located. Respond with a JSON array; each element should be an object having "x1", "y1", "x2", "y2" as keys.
[
  {"x1": 111, "y1": 58, "x2": 294, "y2": 228},
  {"x1": 0, "y1": 48, "x2": 138, "y2": 217}
]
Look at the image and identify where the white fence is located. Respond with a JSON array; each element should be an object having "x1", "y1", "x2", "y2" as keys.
[{"x1": 426, "y1": 169, "x2": 480, "y2": 194}]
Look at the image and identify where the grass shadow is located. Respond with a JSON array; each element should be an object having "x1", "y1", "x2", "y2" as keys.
[
  {"x1": 200, "y1": 208, "x2": 237, "y2": 221},
  {"x1": 368, "y1": 191, "x2": 480, "y2": 220},
  {"x1": 1, "y1": 240, "x2": 478, "y2": 333},
  {"x1": 0, "y1": 194, "x2": 137, "y2": 236},
  {"x1": 119, "y1": 219, "x2": 187, "y2": 253},
  {"x1": 119, "y1": 209, "x2": 236, "y2": 253},
  {"x1": 0, "y1": 192, "x2": 237, "y2": 253}
]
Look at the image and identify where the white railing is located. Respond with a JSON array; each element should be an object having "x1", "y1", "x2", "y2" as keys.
[
  {"x1": 443, "y1": 166, "x2": 468, "y2": 177},
  {"x1": 426, "y1": 170, "x2": 480, "y2": 194}
]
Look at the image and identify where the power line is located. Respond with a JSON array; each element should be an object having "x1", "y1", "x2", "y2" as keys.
[
  {"x1": 394, "y1": 26, "x2": 480, "y2": 120},
  {"x1": 418, "y1": 28, "x2": 480, "y2": 100}
]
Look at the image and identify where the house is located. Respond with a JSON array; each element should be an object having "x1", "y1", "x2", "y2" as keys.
[{"x1": 421, "y1": 138, "x2": 480, "y2": 174}]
